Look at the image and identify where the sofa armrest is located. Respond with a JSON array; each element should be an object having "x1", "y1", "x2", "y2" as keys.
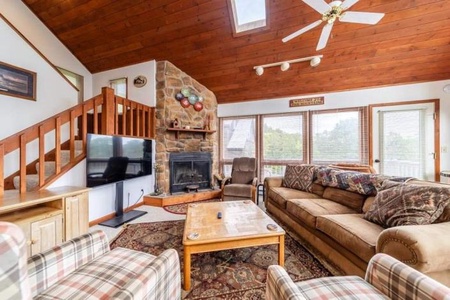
[
  {"x1": 365, "y1": 253, "x2": 450, "y2": 299},
  {"x1": 266, "y1": 265, "x2": 304, "y2": 300},
  {"x1": 27, "y1": 230, "x2": 110, "y2": 297},
  {"x1": 264, "y1": 176, "x2": 283, "y2": 203},
  {"x1": 377, "y1": 222, "x2": 450, "y2": 274},
  {"x1": 111, "y1": 249, "x2": 181, "y2": 300}
]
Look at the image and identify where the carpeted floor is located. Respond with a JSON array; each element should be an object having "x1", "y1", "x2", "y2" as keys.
[
  {"x1": 110, "y1": 220, "x2": 332, "y2": 299},
  {"x1": 163, "y1": 199, "x2": 221, "y2": 214}
]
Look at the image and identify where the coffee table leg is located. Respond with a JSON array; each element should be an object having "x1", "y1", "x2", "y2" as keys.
[
  {"x1": 183, "y1": 246, "x2": 191, "y2": 290},
  {"x1": 278, "y1": 235, "x2": 285, "y2": 267}
]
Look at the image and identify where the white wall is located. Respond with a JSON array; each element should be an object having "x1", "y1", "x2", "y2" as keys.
[
  {"x1": 0, "y1": 19, "x2": 78, "y2": 140},
  {"x1": 92, "y1": 61, "x2": 156, "y2": 106},
  {"x1": 218, "y1": 79, "x2": 450, "y2": 170},
  {"x1": 1, "y1": 1, "x2": 93, "y2": 99}
]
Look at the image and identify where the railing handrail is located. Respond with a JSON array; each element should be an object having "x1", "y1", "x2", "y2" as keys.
[{"x1": 0, "y1": 87, "x2": 155, "y2": 195}]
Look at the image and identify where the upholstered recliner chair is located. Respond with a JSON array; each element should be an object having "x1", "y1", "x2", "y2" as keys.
[
  {"x1": 0, "y1": 222, "x2": 181, "y2": 300},
  {"x1": 266, "y1": 253, "x2": 450, "y2": 300},
  {"x1": 222, "y1": 157, "x2": 257, "y2": 202}
]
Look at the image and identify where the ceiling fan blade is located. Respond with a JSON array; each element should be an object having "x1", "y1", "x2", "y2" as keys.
[
  {"x1": 282, "y1": 19, "x2": 323, "y2": 43},
  {"x1": 339, "y1": 11, "x2": 385, "y2": 24},
  {"x1": 302, "y1": 0, "x2": 331, "y2": 14},
  {"x1": 340, "y1": 0, "x2": 359, "y2": 10},
  {"x1": 316, "y1": 22, "x2": 333, "y2": 50}
]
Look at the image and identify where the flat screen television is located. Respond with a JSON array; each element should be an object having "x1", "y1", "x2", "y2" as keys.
[{"x1": 86, "y1": 133, "x2": 153, "y2": 188}]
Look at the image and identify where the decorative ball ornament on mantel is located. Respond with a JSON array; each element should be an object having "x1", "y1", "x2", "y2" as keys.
[{"x1": 175, "y1": 88, "x2": 204, "y2": 111}]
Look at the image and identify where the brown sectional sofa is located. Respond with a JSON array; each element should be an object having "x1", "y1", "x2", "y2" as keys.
[{"x1": 264, "y1": 167, "x2": 450, "y2": 287}]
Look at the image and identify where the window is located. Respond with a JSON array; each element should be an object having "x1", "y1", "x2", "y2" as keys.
[
  {"x1": 229, "y1": 0, "x2": 268, "y2": 35},
  {"x1": 310, "y1": 108, "x2": 368, "y2": 165},
  {"x1": 58, "y1": 67, "x2": 83, "y2": 103},
  {"x1": 109, "y1": 77, "x2": 127, "y2": 98},
  {"x1": 261, "y1": 113, "x2": 306, "y2": 179},
  {"x1": 220, "y1": 116, "x2": 257, "y2": 176}
]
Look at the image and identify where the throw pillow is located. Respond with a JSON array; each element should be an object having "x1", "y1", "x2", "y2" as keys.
[
  {"x1": 364, "y1": 180, "x2": 450, "y2": 228},
  {"x1": 282, "y1": 164, "x2": 315, "y2": 192}
]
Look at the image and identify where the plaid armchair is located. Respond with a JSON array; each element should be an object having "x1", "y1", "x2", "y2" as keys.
[
  {"x1": 267, "y1": 253, "x2": 450, "y2": 300},
  {"x1": 0, "y1": 222, "x2": 181, "y2": 300}
]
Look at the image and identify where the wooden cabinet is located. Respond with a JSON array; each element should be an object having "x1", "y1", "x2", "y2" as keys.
[
  {"x1": 30, "y1": 213, "x2": 63, "y2": 255},
  {"x1": 0, "y1": 186, "x2": 90, "y2": 256},
  {"x1": 64, "y1": 193, "x2": 89, "y2": 240}
]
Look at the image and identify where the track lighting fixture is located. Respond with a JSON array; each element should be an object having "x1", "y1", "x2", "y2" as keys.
[{"x1": 253, "y1": 55, "x2": 323, "y2": 76}]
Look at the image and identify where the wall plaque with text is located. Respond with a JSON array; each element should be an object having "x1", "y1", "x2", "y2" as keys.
[{"x1": 289, "y1": 96, "x2": 324, "y2": 107}]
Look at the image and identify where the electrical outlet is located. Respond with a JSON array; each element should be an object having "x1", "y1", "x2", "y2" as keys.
[{"x1": 442, "y1": 146, "x2": 448, "y2": 153}]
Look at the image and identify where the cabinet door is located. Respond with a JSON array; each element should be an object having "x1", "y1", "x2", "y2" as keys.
[
  {"x1": 65, "y1": 193, "x2": 89, "y2": 240},
  {"x1": 30, "y1": 214, "x2": 63, "y2": 255}
]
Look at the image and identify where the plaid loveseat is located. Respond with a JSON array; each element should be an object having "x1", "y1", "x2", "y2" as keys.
[
  {"x1": 266, "y1": 253, "x2": 450, "y2": 300},
  {"x1": 0, "y1": 222, "x2": 181, "y2": 300}
]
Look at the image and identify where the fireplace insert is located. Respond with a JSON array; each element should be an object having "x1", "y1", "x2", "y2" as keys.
[{"x1": 169, "y1": 152, "x2": 212, "y2": 194}]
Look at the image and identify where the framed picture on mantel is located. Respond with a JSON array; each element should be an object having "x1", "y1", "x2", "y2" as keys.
[{"x1": 0, "y1": 61, "x2": 37, "y2": 101}]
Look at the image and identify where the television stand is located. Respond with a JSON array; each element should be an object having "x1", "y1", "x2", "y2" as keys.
[{"x1": 100, "y1": 181, "x2": 147, "y2": 228}]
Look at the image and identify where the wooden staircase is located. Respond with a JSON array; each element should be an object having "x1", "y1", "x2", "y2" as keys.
[{"x1": 0, "y1": 87, "x2": 155, "y2": 195}]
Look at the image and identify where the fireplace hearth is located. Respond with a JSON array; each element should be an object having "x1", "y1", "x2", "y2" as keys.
[{"x1": 169, "y1": 152, "x2": 212, "y2": 194}]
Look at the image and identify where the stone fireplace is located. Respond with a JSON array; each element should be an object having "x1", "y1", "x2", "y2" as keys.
[{"x1": 155, "y1": 61, "x2": 218, "y2": 194}]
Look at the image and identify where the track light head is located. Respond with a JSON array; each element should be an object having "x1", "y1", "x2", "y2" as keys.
[
  {"x1": 255, "y1": 66, "x2": 264, "y2": 76},
  {"x1": 280, "y1": 62, "x2": 290, "y2": 71},
  {"x1": 310, "y1": 57, "x2": 321, "y2": 67}
]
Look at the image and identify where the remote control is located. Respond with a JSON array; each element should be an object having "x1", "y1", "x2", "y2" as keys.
[{"x1": 217, "y1": 212, "x2": 222, "y2": 219}]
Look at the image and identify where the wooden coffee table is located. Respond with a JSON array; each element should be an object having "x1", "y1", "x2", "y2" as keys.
[{"x1": 182, "y1": 200, "x2": 285, "y2": 290}]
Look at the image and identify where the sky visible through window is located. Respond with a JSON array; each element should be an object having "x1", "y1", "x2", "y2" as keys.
[{"x1": 234, "y1": 0, "x2": 266, "y2": 25}]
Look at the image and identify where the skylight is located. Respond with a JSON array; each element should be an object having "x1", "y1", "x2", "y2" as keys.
[{"x1": 230, "y1": 0, "x2": 267, "y2": 34}]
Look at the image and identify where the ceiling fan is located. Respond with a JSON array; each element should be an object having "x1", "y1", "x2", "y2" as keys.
[{"x1": 282, "y1": 0, "x2": 385, "y2": 50}]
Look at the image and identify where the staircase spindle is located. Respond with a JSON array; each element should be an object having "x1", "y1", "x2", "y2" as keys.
[
  {"x1": 38, "y1": 125, "x2": 45, "y2": 187},
  {"x1": 0, "y1": 144, "x2": 4, "y2": 196},
  {"x1": 70, "y1": 110, "x2": 75, "y2": 160},
  {"x1": 55, "y1": 117, "x2": 61, "y2": 174},
  {"x1": 19, "y1": 134, "x2": 26, "y2": 194}
]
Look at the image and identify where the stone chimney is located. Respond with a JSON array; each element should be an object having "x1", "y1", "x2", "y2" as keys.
[{"x1": 155, "y1": 61, "x2": 219, "y2": 194}]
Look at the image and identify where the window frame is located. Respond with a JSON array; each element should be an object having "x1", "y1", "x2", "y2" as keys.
[
  {"x1": 260, "y1": 112, "x2": 307, "y2": 180},
  {"x1": 309, "y1": 107, "x2": 369, "y2": 165},
  {"x1": 227, "y1": 0, "x2": 270, "y2": 37},
  {"x1": 219, "y1": 115, "x2": 259, "y2": 177}
]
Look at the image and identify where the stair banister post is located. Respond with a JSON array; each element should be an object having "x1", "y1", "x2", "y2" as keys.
[
  {"x1": 101, "y1": 87, "x2": 116, "y2": 135},
  {"x1": 0, "y1": 144, "x2": 4, "y2": 196}
]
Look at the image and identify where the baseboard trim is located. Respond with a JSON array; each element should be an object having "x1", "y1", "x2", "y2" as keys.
[{"x1": 89, "y1": 201, "x2": 143, "y2": 227}]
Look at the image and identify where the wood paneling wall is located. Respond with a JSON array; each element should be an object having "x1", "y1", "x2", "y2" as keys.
[{"x1": 23, "y1": 0, "x2": 450, "y2": 104}]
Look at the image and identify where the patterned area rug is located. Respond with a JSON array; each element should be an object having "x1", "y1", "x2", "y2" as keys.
[
  {"x1": 110, "y1": 220, "x2": 332, "y2": 299},
  {"x1": 163, "y1": 199, "x2": 221, "y2": 214}
]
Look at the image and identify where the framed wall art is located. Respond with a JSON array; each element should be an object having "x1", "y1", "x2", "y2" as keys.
[{"x1": 0, "y1": 61, "x2": 36, "y2": 101}]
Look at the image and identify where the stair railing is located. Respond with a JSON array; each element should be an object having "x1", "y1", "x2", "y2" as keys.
[{"x1": 0, "y1": 87, "x2": 155, "y2": 195}]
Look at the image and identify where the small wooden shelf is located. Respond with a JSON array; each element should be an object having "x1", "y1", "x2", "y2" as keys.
[{"x1": 167, "y1": 128, "x2": 216, "y2": 139}]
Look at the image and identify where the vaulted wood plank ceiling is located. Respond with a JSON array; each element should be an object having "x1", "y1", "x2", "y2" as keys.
[{"x1": 23, "y1": 0, "x2": 450, "y2": 104}]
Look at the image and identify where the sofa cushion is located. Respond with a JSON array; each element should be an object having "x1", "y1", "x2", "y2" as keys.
[
  {"x1": 268, "y1": 187, "x2": 321, "y2": 209},
  {"x1": 321, "y1": 169, "x2": 384, "y2": 196},
  {"x1": 364, "y1": 180, "x2": 450, "y2": 228},
  {"x1": 316, "y1": 214, "x2": 383, "y2": 263},
  {"x1": 287, "y1": 199, "x2": 357, "y2": 228},
  {"x1": 293, "y1": 276, "x2": 388, "y2": 299},
  {"x1": 322, "y1": 187, "x2": 366, "y2": 212},
  {"x1": 222, "y1": 183, "x2": 252, "y2": 198},
  {"x1": 35, "y1": 247, "x2": 156, "y2": 299},
  {"x1": 282, "y1": 164, "x2": 315, "y2": 192}
]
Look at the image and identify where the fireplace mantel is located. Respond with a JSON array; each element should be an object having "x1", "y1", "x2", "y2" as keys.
[{"x1": 166, "y1": 128, "x2": 216, "y2": 140}]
